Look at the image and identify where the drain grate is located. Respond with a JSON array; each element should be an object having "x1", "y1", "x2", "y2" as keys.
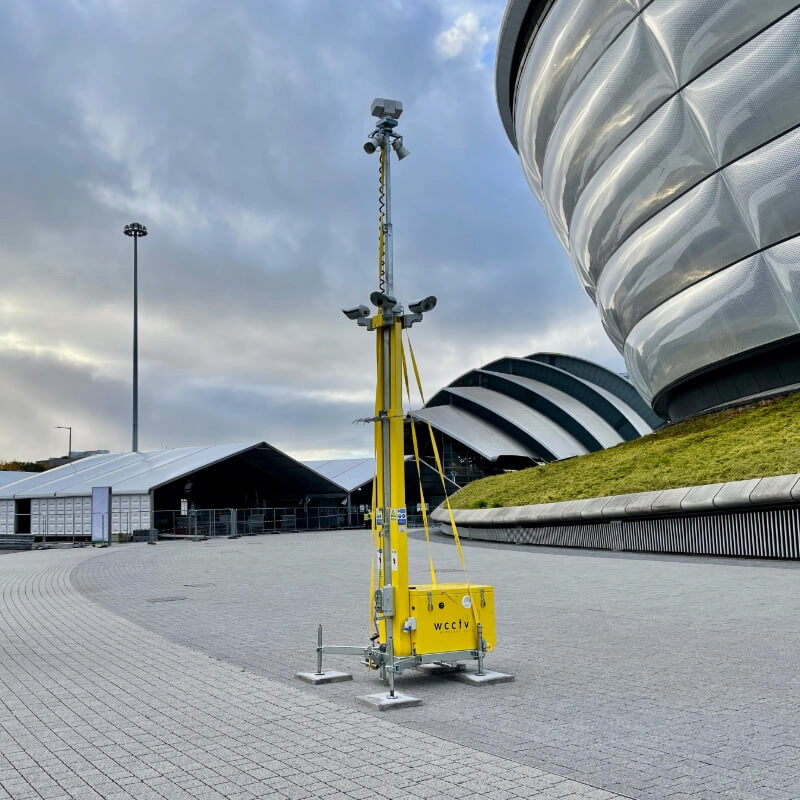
[
  {"x1": 146, "y1": 596, "x2": 188, "y2": 603},
  {"x1": 183, "y1": 583, "x2": 214, "y2": 588}
]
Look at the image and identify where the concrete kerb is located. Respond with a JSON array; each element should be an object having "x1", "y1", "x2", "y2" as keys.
[
  {"x1": 681, "y1": 482, "x2": 725, "y2": 512},
  {"x1": 651, "y1": 486, "x2": 691, "y2": 514},
  {"x1": 754, "y1": 473, "x2": 800, "y2": 504},
  {"x1": 713, "y1": 478, "x2": 762, "y2": 508}
]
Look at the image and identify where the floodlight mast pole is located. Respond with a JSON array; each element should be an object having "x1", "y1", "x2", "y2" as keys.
[
  {"x1": 123, "y1": 222, "x2": 148, "y2": 453},
  {"x1": 376, "y1": 114, "x2": 404, "y2": 699},
  {"x1": 343, "y1": 99, "x2": 434, "y2": 699}
]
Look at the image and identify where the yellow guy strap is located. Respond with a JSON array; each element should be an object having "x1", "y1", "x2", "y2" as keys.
[
  {"x1": 400, "y1": 341, "x2": 437, "y2": 587},
  {"x1": 369, "y1": 449, "x2": 378, "y2": 638},
  {"x1": 405, "y1": 334, "x2": 481, "y2": 629}
]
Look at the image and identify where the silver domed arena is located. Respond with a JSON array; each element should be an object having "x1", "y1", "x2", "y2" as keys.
[{"x1": 496, "y1": 1, "x2": 800, "y2": 420}]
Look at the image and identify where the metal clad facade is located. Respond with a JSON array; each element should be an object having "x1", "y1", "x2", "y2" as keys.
[{"x1": 499, "y1": 0, "x2": 800, "y2": 418}]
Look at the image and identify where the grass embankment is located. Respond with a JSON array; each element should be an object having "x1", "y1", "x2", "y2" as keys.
[{"x1": 450, "y1": 392, "x2": 800, "y2": 509}]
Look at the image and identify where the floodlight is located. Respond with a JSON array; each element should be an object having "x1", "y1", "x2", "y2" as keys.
[
  {"x1": 392, "y1": 137, "x2": 410, "y2": 160},
  {"x1": 342, "y1": 305, "x2": 371, "y2": 320},
  {"x1": 370, "y1": 291, "x2": 398, "y2": 310},
  {"x1": 123, "y1": 222, "x2": 148, "y2": 238},
  {"x1": 371, "y1": 98, "x2": 403, "y2": 120},
  {"x1": 408, "y1": 296, "x2": 437, "y2": 314},
  {"x1": 363, "y1": 140, "x2": 377, "y2": 154}
]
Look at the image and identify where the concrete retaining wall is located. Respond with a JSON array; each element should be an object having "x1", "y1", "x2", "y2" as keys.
[{"x1": 431, "y1": 474, "x2": 800, "y2": 559}]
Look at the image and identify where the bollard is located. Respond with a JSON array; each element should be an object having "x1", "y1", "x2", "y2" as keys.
[{"x1": 315, "y1": 625, "x2": 324, "y2": 675}]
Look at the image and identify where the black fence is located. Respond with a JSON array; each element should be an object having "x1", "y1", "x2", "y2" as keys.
[
  {"x1": 154, "y1": 507, "x2": 428, "y2": 537},
  {"x1": 154, "y1": 507, "x2": 361, "y2": 537}
]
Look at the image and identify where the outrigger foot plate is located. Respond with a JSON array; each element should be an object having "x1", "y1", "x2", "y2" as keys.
[
  {"x1": 357, "y1": 692, "x2": 422, "y2": 711},
  {"x1": 448, "y1": 669, "x2": 514, "y2": 686},
  {"x1": 296, "y1": 670, "x2": 353, "y2": 685}
]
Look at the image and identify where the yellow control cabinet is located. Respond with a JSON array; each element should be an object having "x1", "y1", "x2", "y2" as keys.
[{"x1": 407, "y1": 583, "x2": 495, "y2": 655}]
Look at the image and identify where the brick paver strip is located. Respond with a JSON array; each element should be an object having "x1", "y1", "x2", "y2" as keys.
[{"x1": 0, "y1": 546, "x2": 627, "y2": 800}]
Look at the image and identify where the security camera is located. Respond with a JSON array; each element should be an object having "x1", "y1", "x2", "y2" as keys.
[
  {"x1": 342, "y1": 305, "x2": 371, "y2": 320},
  {"x1": 369, "y1": 291, "x2": 398, "y2": 310},
  {"x1": 408, "y1": 296, "x2": 437, "y2": 314},
  {"x1": 371, "y1": 98, "x2": 403, "y2": 120},
  {"x1": 363, "y1": 140, "x2": 377, "y2": 154}
]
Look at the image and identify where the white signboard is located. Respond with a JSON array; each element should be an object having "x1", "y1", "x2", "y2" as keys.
[{"x1": 91, "y1": 486, "x2": 111, "y2": 545}]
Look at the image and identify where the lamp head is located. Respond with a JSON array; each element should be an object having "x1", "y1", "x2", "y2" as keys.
[
  {"x1": 391, "y1": 137, "x2": 410, "y2": 160},
  {"x1": 124, "y1": 222, "x2": 148, "y2": 238}
]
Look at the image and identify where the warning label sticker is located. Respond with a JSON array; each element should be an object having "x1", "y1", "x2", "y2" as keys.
[
  {"x1": 397, "y1": 508, "x2": 407, "y2": 526},
  {"x1": 391, "y1": 549, "x2": 398, "y2": 571}
]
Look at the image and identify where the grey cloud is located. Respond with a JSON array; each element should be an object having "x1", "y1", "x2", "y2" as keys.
[{"x1": 0, "y1": 0, "x2": 623, "y2": 461}]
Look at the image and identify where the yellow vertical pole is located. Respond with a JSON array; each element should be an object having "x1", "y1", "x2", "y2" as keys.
[{"x1": 374, "y1": 314, "x2": 410, "y2": 658}]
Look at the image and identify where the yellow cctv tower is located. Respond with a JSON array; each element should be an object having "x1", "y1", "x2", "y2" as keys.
[{"x1": 300, "y1": 99, "x2": 508, "y2": 709}]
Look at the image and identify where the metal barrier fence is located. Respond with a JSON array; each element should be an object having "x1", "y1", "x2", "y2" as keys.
[
  {"x1": 154, "y1": 507, "x2": 363, "y2": 537},
  {"x1": 1, "y1": 509, "x2": 429, "y2": 546}
]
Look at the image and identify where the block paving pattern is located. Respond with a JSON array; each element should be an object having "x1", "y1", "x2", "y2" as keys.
[
  {"x1": 0, "y1": 546, "x2": 624, "y2": 799},
  {"x1": 73, "y1": 531, "x2": 800, "y2": 799},
  {"x1": 3, "y1": 527, "x2": 800, "y2": 800}
]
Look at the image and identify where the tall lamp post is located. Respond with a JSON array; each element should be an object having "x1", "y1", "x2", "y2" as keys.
[
  {"x1": 55, "y1": 426, "x2": 72, "y2": 462},
  {"x1": 123, "y1": 222, "x2": 148, "y2": 452}
]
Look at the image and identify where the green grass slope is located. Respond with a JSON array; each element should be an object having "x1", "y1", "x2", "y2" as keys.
[{"x1": 449, "y1": 392, "x2": 800, "y2": 509}]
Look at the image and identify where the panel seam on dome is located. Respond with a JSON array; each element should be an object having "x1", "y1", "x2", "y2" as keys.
[
  {"x1": 609, "y1": 142, "x2": 800, "y2": 343},
  {"x1": 624, "y1": 231, "x2": 800, "y2": 348},
  {"x1": 567, "y1": 5, "x2": 800, "y2": 249}
]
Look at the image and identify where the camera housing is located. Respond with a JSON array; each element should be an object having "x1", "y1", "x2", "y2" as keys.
[
  {"x1": 408, "y1": 296, "x2": 437, "y2": 314},
  {"x1": 342, "y1": 305, "x2": 371, "y2": 320}
]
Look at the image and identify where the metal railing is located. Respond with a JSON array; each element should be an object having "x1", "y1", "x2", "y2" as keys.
[{"x1": 154, "y1": 507, "x2": 362, "y2": 537}]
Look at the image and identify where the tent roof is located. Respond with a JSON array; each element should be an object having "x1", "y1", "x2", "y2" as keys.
[
  {"x1": 0, "y1": 471, "x2": 37, "y2": 488},
  {"x1": 0, "y1": 443, "x2": 343, "y2": 499},
  {"x1": 303, "y1": 458, "x2": 376, "y2": 493}
]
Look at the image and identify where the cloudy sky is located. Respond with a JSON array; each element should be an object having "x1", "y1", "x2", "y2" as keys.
[{"x1": 0, "y1": 0, "x2": 621, "y2": 462}]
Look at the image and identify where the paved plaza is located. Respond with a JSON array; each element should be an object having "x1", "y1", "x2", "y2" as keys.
[{"x1": 0, "y1": 530, "x2": 798, "y2": 799}]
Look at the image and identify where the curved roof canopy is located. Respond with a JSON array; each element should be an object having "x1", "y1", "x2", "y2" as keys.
[{"x1": 412, "y1": 352, "x2": 662, "y2": 466}]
